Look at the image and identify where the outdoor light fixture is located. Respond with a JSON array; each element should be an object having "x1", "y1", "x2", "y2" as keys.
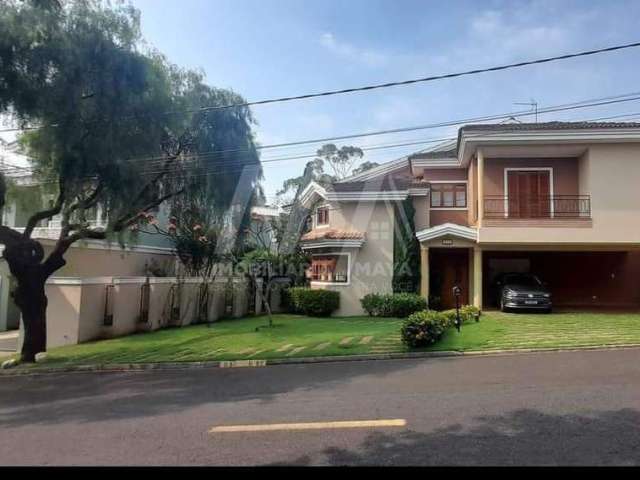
[{"x1": 452, "y1": 285, "x2": 462, "y2": 332}]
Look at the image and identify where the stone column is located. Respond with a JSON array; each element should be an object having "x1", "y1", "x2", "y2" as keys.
[
  {"x1": 420, "y1": 245, "x2": 429, "y2": 305},
  {"x1": 472, "y1": 246, "x2": 483, "y2": 310}
]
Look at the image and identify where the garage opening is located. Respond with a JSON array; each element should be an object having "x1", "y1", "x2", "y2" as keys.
[{"x1": 483, "y1": 250, "x2": 640, "y2": 310}]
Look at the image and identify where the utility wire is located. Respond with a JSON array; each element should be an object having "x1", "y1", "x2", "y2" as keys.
[
  {"x1": 79, "y1": 92, "x2": 640, "y2": 175},
  {"x1": 4, "y1": 97, "x2": 640, "y2": 180},
  {"x1": 12, "y1": 89, "x2": 635, "y2": 175},
  {"x1": 3, "y1": 90, "x2": 640, "y2": 175},
  {"x1": 1, "y1": 40, "x2": 639, "y2": 134}
]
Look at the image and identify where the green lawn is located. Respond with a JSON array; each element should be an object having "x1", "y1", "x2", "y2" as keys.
[{"x1": 11, "y1": 311, "x2": 640, "y2": 370}]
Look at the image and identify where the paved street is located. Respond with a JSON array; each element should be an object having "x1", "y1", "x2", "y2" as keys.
[{"x1": 1, "y1": 349, "x2": 639, "y2": 466}]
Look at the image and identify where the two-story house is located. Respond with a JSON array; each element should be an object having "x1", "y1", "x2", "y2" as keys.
[
  {"x1": 298, "y1": 122, "x2": 640, "y2": 316},
  {"x1": 0, "y1": 138, "x2": 177, "y2": 332}
]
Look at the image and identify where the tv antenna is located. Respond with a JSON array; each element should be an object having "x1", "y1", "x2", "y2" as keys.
[{"x1": 514, "y1": 99, "x2": 538, "y2": 123}]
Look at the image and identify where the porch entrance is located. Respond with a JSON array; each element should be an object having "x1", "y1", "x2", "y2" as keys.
[{"x1": 429, "y1": 248, "x2": 470, "y2": 309}]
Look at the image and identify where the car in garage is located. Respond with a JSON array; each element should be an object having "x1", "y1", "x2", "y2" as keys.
[{"x1": 493, "y1": 273, "x2": 552, "y2": 313}]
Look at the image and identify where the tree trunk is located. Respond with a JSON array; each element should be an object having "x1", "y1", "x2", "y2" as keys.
[
  {"x1": 3, "y1": 239, "x2": 65, "y2": 363},
  {"x1": 13, "y1": 274, "x2": 48, "y2": 362}
]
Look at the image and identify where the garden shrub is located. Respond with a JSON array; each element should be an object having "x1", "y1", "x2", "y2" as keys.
[
  {"x1": 361, "y1": 293, "x2": 384, "y2": 316},
  {"x1": 389, "y1": 293, "x2": 428, "y2": 317},
  {"x1": 360, "y1": 293, "x2": 426, "y2": 317},
  {"x1": 288, "y1": 287, "x2": 340, "y2": 317},
  {"x1": 401, "y1": 310, "x2": 452, "y2": 348},
  {"x1": 441, "y1": 305, "x2": 481, "y2": 325},
  {"x1": 460, "y1": 305, "x2": 481, "y2": 322}
]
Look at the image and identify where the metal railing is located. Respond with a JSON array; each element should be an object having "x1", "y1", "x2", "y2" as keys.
[{"x1": 484, "y1": 195, "x2": 591, "y2": 219}]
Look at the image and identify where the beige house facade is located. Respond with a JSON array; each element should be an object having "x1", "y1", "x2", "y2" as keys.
[{"x1": 299, "y1": 122, "x2": 640, "y2": 315}]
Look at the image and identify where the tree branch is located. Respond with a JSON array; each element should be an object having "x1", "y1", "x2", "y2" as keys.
[
  {"x1": 112, "y1": 188, "x2": 184, "y2": 232},
  {"x1": 23, "y1": 178, "x2": 66, "y2": 239}
]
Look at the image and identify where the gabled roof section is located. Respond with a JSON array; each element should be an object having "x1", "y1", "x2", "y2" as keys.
[
  {"x1": 335, "y1": 156, "x2": 409, "y2": 183},
  {"x1": 298, "y1": 181, "x2": 328, "y2": 208},
  {"x1": 298, "y1": 178, "x2": 410, "y2": 207},
  {"x1": 415, "y1": 223, "x2": 477, "y2": 243},
  {"x1": 332, "y1": 176, "x2": 410, "y2": 192}
]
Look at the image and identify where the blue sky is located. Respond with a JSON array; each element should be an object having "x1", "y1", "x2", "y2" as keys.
[{"x1": 131, "y1": 0, "x2": 640, "y2": 201}]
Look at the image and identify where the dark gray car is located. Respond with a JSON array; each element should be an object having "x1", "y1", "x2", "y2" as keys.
[{"x1": 493, "y1": 272, "x2": 552, "y2": 313}]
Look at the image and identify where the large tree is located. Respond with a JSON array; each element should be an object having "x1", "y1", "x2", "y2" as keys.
[
  {"x1": 275, "y1": 143, "x2": 377, "y2": 204},
  {"x1": 0, "y1": 0, "x2": 251, "y2": 361},
  {"x1": 275, "y1": 144, "x2": 378, "y2": 252}
]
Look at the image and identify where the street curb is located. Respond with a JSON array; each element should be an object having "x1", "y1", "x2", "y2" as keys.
[{"x1": 3, "y1": 343, "x2": 640, "y2": 377}]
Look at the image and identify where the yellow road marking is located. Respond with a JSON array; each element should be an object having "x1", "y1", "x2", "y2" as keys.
[{"x1": 209, "y1": 419, "x2": 406, "y2": 433}]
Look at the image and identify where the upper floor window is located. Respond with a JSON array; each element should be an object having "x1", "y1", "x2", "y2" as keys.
[
  {"x1": 431, "y1": 183, "x2": 467, "y2": 208},
  {"x1": 316, "y1": 205, "x2": 329, "y2": 226}
]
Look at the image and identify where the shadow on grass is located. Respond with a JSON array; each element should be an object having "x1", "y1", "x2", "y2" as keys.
[{"x1": 276, "y1": 408, "x2": 640, "y2": 466}]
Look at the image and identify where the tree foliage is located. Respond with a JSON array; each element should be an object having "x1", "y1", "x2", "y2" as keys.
[
  {"x1": 0, "y1": 0, "x2": 260, "y2": 360},
  {"x1": 276, "y1": 143, "x2": 374, "y2": 202}
]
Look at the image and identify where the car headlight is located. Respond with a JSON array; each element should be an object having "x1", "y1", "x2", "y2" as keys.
[
  {"x1": 505, "y1": 290, "x2": 517, "y2": 298},
  {"x1": 544, "y1": 293, "x2": 551, "y2": 298}
]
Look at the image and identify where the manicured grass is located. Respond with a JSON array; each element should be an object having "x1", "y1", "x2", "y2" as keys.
[
  {"x1": 12, "y1": 311, "x2": 640, "y2": 370},
  {"x1": 28, "y1": 315, "x2": 406, "y2": 367},
  {"x1": 433, "y1": 311, "x2": 640, "y2": 352}
]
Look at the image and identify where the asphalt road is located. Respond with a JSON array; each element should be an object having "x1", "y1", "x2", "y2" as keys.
[{"x1": 1, "y1": 349, "x2": 639, "y2": 466}]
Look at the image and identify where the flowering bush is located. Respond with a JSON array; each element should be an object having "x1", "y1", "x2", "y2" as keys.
[{"x1": 401, "y1": 310, "x2": 452, "y2": 348}]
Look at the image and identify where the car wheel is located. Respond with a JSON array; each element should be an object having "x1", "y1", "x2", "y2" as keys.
[
  {"x1": 545, "y1": 307, "x2": 553, "y2": 314},
  {"x1": 500, "y1": 297, "x2": 508, "y2": 313}
]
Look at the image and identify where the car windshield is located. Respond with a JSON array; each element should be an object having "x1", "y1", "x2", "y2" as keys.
[{"x1": 503, "y1": 274, "x2": 542, "y2": 287}]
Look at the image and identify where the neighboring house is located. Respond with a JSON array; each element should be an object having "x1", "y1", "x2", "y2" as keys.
[
  {"x1": 298, "y1": 122, "x2": 640, "y2": 316},
  {"x1": 248, "y1": 204, "x2": 283, "y2": 252},
  {"x1": 0, "y1": 138, "x2": 176, "y2": 332}
]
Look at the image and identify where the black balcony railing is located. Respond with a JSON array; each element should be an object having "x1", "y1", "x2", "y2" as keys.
[{"x1": 484, "y1": 195, "x2": 591, "y2": 219}]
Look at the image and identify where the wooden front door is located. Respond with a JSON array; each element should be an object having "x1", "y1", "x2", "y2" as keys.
[
  {"x1": 507, "y1": 170, "x2": 551, "y2": 218},
  {"x1": 430, "y1": 249, "x2": 469, "y2": 309}
]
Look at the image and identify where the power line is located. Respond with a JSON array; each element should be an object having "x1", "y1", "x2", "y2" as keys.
[
  {"x1": 26, "y1": 89, "x2": 638, "y2": 174},
  {"x1": 4, "y1": 95, "x2": 640, "y2": 179},
  {"x1": 1, "y1": 40, "x2": 640, "y2": 134},
  {"x1": 83, "y1": 91, "x2": 640, "y2": 174}
]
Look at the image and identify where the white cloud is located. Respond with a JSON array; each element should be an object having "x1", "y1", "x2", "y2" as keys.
[{"x1": 319, "y1": 32, "x2": 388, "y2": 68}]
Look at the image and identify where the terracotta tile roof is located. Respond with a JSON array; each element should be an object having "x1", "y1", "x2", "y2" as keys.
[
  {"x1": 409, "y1": 148, "x2": 458, "y2": 160},
  {"x1": 300, "y1": 229, "x2": 365, "y2": 242},
  {"x1": 460, "y1": 121, "x2": 640, "y2": 132},
  {"x1": 330, "y1": 176, "x2": 410, "y2": 192}
]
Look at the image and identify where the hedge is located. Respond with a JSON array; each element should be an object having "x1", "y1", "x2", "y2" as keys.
[
  {"x1": 288, "y1": 287, "x2": 340, "y2": 317},
  {"x1": 360, "y1": 293, "x2": 427, "y2": 318}
]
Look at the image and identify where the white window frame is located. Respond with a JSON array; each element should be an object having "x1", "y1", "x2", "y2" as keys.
[
  {"x1": 309, "y1": 252, "x2": 351, "y2": 286},
  {"x1": 429, "y1": 181, "x2": 468, "y2": 211},
  {"x1": 314, "y1": 203, "x2": 331, "y2": 229},
  {"x1": 503, "y1": 167, "x2": 554, "y2": 218}
]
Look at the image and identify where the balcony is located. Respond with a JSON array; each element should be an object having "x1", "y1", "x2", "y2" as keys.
[{"x1": 484, "y1": 195, "x2": 591, "y2": 219}]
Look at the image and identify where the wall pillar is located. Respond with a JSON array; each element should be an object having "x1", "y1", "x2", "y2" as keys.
[
  {"x1": 477, "y1": 149, "x2": 484, "y2": 227},
  {"x1": 472, "y1": 246, "x2": 483, "y2": 310},
  {"x1": 420, "y1": 245, "x2": 429, "y2": 305}
]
